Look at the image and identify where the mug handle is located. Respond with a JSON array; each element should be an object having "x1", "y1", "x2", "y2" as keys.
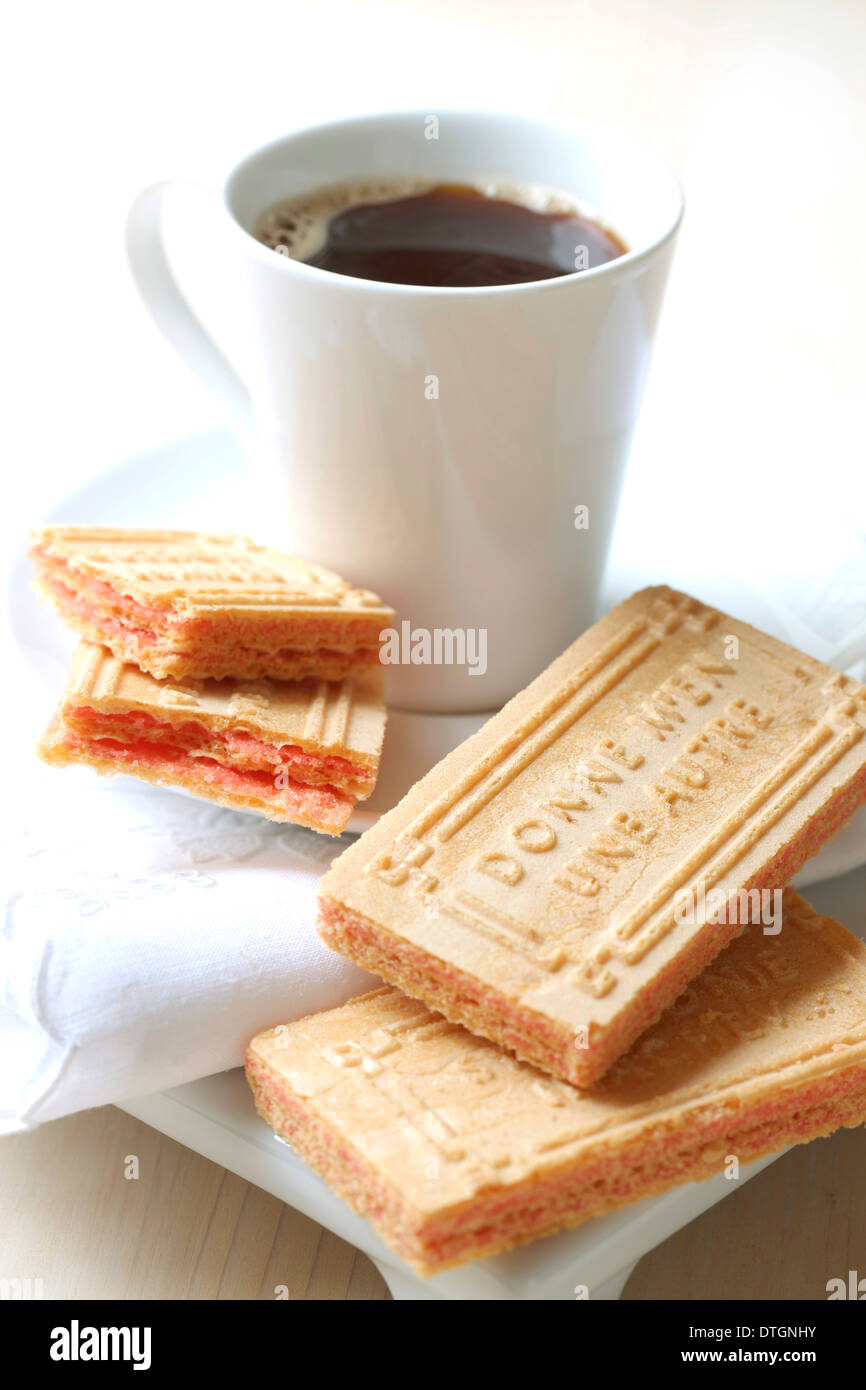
[{"x1": 125, "y1": 181, "x2": 253, "y2": 433}]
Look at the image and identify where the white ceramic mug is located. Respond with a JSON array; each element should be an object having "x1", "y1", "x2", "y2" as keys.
[{"x1": 127, "y1": 109, "x2": 682, "y2": 713}]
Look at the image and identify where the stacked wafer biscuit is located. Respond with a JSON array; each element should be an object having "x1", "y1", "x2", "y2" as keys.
[
  {"x1": 31, "y1": 526, "x2": 394, "y2": 834},
  {"x1": 247, "y1": 585, "x2": 866, "y2": 1274}
]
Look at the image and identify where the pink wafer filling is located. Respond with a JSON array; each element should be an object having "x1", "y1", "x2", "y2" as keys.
[
  {"x1": 70, "y1": 707, "x2": 373, "y2": 794},
  {"x1": 63, "y1": 729, "x2": 353, "y2": 829},
  {"x1": 33, "y1": 551, "x2": 382, "y2": 659},
  {"x1": 246, "y1": 1049, "x2": 866, "y2": 1274}
]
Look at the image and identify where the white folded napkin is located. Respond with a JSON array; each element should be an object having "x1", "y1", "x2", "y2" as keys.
[{"x1": 0, "y1": 751, "x2": 375, "y2": 1133}]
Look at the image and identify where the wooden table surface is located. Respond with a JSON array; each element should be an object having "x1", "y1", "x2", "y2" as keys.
[{"x1": 1, "y1": 1106, "x2": 862, "y2": 1299}]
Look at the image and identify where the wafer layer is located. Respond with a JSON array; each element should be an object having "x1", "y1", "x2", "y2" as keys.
[
  {"x1": 30, "y1": 525, "x2": 394, "y2": 681},
  {"x1": 38, "y1": 642, "x2": 387, "y2": 835},
  {"x1": 249, "y1": 891, "x2": 866, "y2": 1276},
  {"x1": 318, "y1": 585, "x2": 866, "y2": 1084}
]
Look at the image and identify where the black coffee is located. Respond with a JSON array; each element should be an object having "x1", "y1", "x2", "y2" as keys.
[{"x1": 255, "y1": 179, "x2": 626, "y2": 287}]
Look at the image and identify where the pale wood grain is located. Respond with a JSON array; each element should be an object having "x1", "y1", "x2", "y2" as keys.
[
  {"x1": 0, "y1": 1108, "x2": 389, "y2": 1301},
  {"x1": 623, "y1": 1126, "x2": 866, "y2": 1301}
]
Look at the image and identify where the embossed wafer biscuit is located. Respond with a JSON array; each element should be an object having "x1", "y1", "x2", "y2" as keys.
[
  {"x1": 249, "y1": 891, "x2": 866, "y2": 1275},
  {"x1": 30, "y1": 525, "x2": 394, "y2": 681},
  {"x1": 318, "y1": 586, "x2": 866, "y2": 1085},
  {"x1": 38, "y1": 641, "x2": 386, "y2": 834}
]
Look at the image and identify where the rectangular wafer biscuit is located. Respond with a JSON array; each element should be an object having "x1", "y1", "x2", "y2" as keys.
[
  {"x1": 38, "y1": 641, "x2": 386, "y2": 835},
  {"x1": 248, "y1": 890, "x2": 866, "y2": 1276},
  {"x1": 30, "y1": 525, "x2": 395, "y2": 682},
  {"x1": 318, "y1": 585, "x2": 866, "y2": 1083}
]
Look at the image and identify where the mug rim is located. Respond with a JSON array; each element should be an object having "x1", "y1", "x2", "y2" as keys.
[{"x1": 222, "y1": 107, "x2": 684, "y2": 298}]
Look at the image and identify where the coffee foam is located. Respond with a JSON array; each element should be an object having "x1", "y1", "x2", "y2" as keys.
[{"x1": 253, "y1": 177, "x2": 598, "y2": 263}]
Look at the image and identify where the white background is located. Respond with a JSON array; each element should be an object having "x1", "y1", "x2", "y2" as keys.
[{"x1": 3, "y1": 0, "x2": 865, "y2": 559}]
